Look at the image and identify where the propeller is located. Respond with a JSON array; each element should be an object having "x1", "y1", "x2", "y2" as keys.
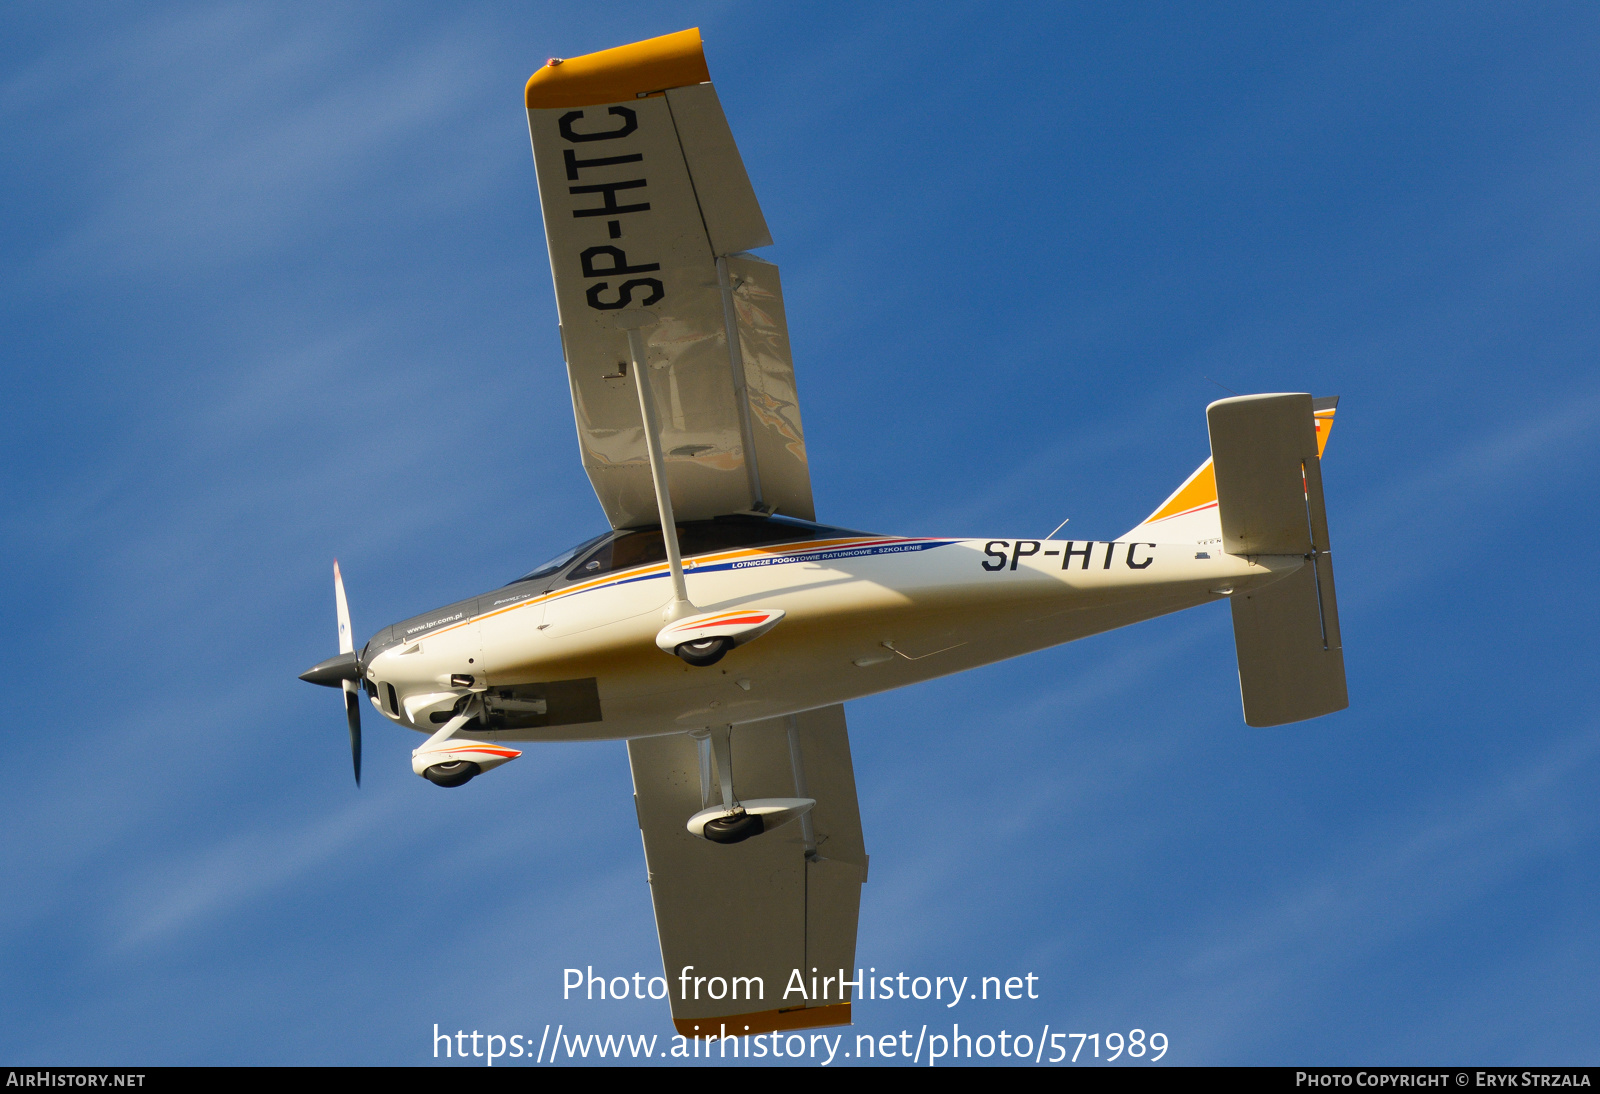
[
  {"x1": 334, "y1": 561, "x2": 361, "y2": 786},
  {"x1": 299, "y1": 561, "x2": 364, "y2": 786}
]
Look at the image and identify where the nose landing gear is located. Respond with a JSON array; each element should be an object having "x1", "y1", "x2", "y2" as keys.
[{"x1": 410, "y1": 694, "x2": 522, "y2": 787}]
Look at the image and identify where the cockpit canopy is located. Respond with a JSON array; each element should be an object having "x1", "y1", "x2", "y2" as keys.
[{"x1": 509, "y1": 514, "x2": 872, "y2": 585}]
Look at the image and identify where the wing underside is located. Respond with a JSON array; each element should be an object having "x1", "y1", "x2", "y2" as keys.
[
  {"x1": 526, "y1": 29, "x2": 814, "y2": 528},
  {"x1": 627, "y1": 705, "x2": 867, "y2": 1035}
]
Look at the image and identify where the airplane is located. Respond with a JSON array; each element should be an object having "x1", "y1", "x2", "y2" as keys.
[{"x1": 299, "y1": 27, "x2": 1347, "y2": 1037}]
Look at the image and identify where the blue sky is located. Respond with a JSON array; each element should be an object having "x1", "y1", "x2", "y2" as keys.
[{"x1": 2, "y1": 1, "x2": 1597, "y2": 1066}]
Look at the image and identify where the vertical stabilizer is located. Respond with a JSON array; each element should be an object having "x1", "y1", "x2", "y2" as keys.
[{"x1": 1206, "y1": 394, "x2": 1347, "y2": 727}]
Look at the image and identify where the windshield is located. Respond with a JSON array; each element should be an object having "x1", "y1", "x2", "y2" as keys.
[
  {"x1": 506, "y1": 532, "x2": 611, "y2": 585},
  {"x1": 510, "y1": 516, "x2": 875, "y2": 588}
]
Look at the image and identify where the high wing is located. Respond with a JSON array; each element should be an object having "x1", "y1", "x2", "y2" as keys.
[
  {"x1": 627, "y1": 705, "x2": 867, "y2": 1035},
  {"x1": 525, "y1": 28, "x2": 814, "y2": 529},
  {"x1": 528, "y1": 30, "x2": 864, "y2": 1036}
]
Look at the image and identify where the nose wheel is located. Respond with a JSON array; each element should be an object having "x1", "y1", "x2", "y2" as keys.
[{"x1": 422, "y1": 760, "x2": 480, "y2": 787}]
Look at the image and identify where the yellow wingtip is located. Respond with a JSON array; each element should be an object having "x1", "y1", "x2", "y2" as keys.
[{"x1": 526, "y1": 28, "x2": 709, "y2": 109}]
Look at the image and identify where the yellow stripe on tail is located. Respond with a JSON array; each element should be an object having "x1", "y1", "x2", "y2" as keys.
[{"x1": 1122, "y1": 396, "x2": 1337, "y2": 542}]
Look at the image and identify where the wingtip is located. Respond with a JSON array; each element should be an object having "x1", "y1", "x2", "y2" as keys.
[{"x1": 524, "y1": 27, "x2": 708, "y2": 109}]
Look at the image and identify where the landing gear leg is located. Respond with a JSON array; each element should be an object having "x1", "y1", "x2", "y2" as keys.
[
  {"x1": 685, "y1": 722, "x2": 817, "y2": 845},
  {"x1": 694, "y1": 725, "x2": 763, "y2": 844},
  {"x1": 786, "y1": 715, "x2": 817, "y2": 858},
  {"x1": 710, "y1": 724, "x2": 735, "y2": 812},
  {"x1": 617, "y1": 311, "x2": 696, "y2": 624},
  {"x1": 691, "y1": 728, "x2": 713, "y2": 811}
]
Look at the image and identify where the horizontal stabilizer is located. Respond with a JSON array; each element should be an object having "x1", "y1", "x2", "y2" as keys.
[
  {"x1": 1122, "y1": 397, "x2": 1337, "y2": 546},
  {"x1": 1231, "y1": 564, "x2": 1347, "y2": 726}
]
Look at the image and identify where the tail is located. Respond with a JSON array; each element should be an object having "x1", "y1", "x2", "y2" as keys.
[
  {"x1": 1121, "y1": 396, "x2": 1338, "y2": 545},
  {"x1": 1127, "y1": 395, "x2": 1346, "y2": 728}
]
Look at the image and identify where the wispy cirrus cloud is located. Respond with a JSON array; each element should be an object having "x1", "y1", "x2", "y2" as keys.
[{"x1": 4, "y1": 4, "x2": 500, "y2": 280}]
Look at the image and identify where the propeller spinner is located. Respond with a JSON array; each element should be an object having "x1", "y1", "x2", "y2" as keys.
[{"x1": 298, "y1": 560, "x2": 364, "y2": 785}]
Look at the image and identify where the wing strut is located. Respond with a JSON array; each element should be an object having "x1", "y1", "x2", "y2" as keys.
[
  {"x1": 616, "y1": 309, "x2": 697, "y2": 621},
  {"x1": 620, "y1": 305, "x2": 792, "y2": 663}
]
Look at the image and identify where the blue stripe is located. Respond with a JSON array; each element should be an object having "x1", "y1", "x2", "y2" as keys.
[
  {"x1": 548, "y1": 538, "x2": 960, "y2": 601},
  {"x1": 698, "y1": 538, "x2": 957, "y2": 573}
]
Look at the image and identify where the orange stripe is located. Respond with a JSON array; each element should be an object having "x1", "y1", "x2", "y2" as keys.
[
  {"x1": 1145, "y1": 460, "x2": 1216, "y2": 524},
  {"x1": 437, "y1": 539, "x2": 885, "y2": 634},
  {"x1": 673, "y1": 614, "x2": 771, "y2": 630},
  {"x1": 519, "y1": 537, "x2": 877, "y2": 607},
  {"x1": 1314, "y1": 408, "x2": 1335, "y2": 457},
  {"x1": 1149, "y1": 499, "x2": 1217, "y2": 523},
  {"x1": 672, "y1": 608, "x2": 775, "y2": 625},
  {"x1": 403, "y1": 537, "x2": 893, "y2": 643}
]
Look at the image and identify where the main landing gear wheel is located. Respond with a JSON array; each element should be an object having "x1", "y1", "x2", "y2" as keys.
[
  {"x1": 423, "y1": 761, "x2": 481, "y2": 788},
  {"x1": 675, "y1": 636, "x2": 734, "y2": 667},
  {"x1": 702, "y1": 811, "x2": 764, "y2": 844}
]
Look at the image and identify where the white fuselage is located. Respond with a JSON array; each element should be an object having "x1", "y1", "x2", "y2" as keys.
[{"x1": 364, "y1": 535, "x2": 1301, "y2": 742}]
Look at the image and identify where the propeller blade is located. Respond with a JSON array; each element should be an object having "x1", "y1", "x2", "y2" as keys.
[
  {"x1": 334, "y1": 560, "x2": 354, "y2": 655},
  {"x1": 345, "y1": 683, "x2": 362, "y2": 786},
  {"x1": 335, "y1": 560, "x2": 359, "y2": 785}
]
